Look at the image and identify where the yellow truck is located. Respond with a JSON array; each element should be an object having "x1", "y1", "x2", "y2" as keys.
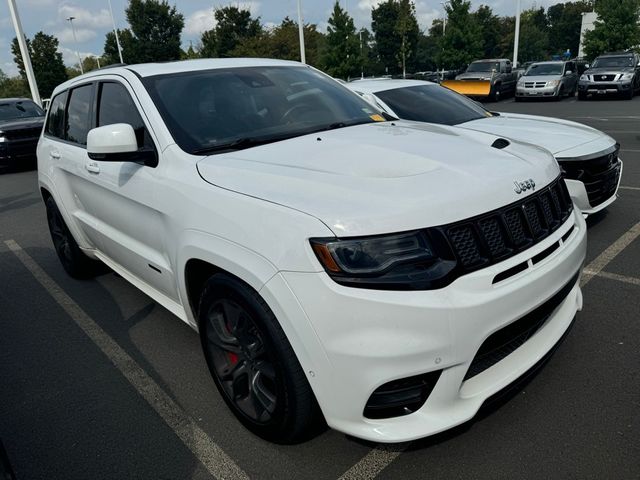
[{"x1": 442, "y1": 59, "x2": 518, "y2": 101}]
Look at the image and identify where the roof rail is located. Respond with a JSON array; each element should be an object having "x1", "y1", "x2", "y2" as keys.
[{"x1": 98, "y1": 63, "x2": 128, "y2": 70}]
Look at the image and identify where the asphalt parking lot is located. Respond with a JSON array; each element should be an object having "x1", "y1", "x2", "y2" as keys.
[{"x1": 1, "y1": 95, "x2": 639, "y2": 480}]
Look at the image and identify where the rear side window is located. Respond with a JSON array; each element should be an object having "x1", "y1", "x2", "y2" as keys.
[
  {"x1": 65, "y1": 84, "x2": 93, "y2": 146},
  {"x1": 45, "y1": 92, "x2": 67, "y2": 139},
  {"x1": 97, "y1": 82, "x2": 151, "y2": 149}
]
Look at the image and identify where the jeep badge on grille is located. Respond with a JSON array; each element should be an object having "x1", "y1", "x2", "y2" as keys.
[{"x1": 514, "y1": 179, "x2": 535, "y2": 194}]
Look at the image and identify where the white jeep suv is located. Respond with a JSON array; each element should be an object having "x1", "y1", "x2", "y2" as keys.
[{"x1": 38, "y1": 59, "x2": 586, "y2": 444}]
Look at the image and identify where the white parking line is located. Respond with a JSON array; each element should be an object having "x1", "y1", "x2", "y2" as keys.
[
  {"x1": 620, "y1": 149, "x2": 640, "y2": 153},
  {"x1": 4, "y1": 240, "x2": 249, "y2": 480},
  {"x1": 620, "y1": 186, "x2": 640, "y2": 191},
  {"x1": 583, "y1": 270, "x2": 640, "y2": 287},
  {"x1": 337, "y1": 443, "x2": 410, "y2": 480},
  {"x1": 580, "y1": 222, "x2": 640, "y2": 287}
]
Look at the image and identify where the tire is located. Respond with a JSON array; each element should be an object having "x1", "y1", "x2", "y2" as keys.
[
  {"x1": 45, "y1": 196, "x2": 102, "y2": 279},
  {"x1": 578, "y1": 91, "x2": 587, "y2": 101},
  {"x1": 554, "y1": 87, "x2": 563, "y2": 101},
  {"x1": 514, "y1": 96, "x2": 522, "y2": 102},
  {"x1": 198, "y1": 273, "x2": 324, "y2": 444},
  {"x1": 625, "y1": 88, "x2": 634, "y2": 100},
  {"x1": 490, "y1": 84, "x2": 501, "y2": 102}
]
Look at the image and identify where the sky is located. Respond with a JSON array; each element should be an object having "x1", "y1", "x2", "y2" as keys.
[{"x1": 0, "y1": 0, "x2": 577, "y2": 77}]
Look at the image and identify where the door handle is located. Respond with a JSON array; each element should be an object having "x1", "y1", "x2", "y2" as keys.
[
  {"x1": 85, "y1": 161, "x2": 100, "y2": 174},
  {"x1": 50, "y1": 151, "x2": 61, "y2": 159}
]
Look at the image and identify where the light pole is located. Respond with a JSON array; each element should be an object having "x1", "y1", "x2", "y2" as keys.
[
  {"x1": 108, "y1": 0, "x2": 124, "y2": 63},
  {"x1": 440, "y1": 1, "x2": 449, "y2": 35},
  {"x1": 67, "y1": 16, "x2": 83, "y2": 74},
  {"x1": 6, "y1": 0, "x2": 40, "y2": 105},
  {"x1": 297, "y1": 0, "x2": 306, "y2": 64},
  {"x1": 513, "y1": 0, "x2": 521, "y2": 68}
]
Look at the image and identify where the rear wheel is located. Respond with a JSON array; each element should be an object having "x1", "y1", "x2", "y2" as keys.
[
  {"x1": 198, "y1": 274, "x2": 324, "y2": 444},
  {"x1": 45, "y1": 196, "x2": 102, "y2": 278}
]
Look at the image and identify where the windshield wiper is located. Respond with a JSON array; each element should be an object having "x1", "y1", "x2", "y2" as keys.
[{"x1": 192, "y1": 137, "x2": 276, "y2": 155}]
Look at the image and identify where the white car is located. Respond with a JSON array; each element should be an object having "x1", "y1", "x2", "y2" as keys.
[
  {"x1": 348, "y1": 79, "x2": 622, "y2": 216},
  {"x1": 38, "y1": 59, "x2": 586, "y2": 444}
]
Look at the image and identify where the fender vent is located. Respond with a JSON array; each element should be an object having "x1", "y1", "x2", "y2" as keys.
[{"x1": 492, "y1": 138, "x2": 510, "y2": 149}]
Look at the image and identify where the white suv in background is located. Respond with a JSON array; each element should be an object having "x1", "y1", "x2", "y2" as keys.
[{"x1": 38, "y1": 59, "x2": 586, "y2": 444}]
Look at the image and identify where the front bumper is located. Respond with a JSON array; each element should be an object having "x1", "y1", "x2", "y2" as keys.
[
  {"x1": 578, "y1": 81, "x2": 632, "y2": 95},
  {"x1": 562, "y1": 159, "x2": 623, "y2": 216},
  {"x1": 516, "y1": 85, "x2": 559, "y2": 97},
  {"x1": 0, "y1": 138, "x2": 39, "y2": 169},
  {"x1": 264, "y1": 209, "x2": 586, "y2": 442}
]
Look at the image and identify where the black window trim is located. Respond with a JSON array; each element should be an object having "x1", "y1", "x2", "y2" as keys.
[
  {"x1": 43, "y1": 90, "x2": 68, "y2": 140},
  {"x1": 95, "y1": 79, "x2": 159, "y2": 167},
  {"x1": 42, "y1": 81, "x2": 96, "y2": 148}
]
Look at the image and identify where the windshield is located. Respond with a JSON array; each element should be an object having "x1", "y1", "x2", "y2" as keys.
[
  {"x1": 0, "y1": 100, "x2": 44, "y2": 122},
  {"x1": 467, "y1": 62, "x2": 500, "y2": 73},
  {"x1": 374, "y1": 84, "x2": 488, "y2": 126},
  {"x1": 592, "y1": 56, "x2": 634, "y2": 68},
  {"x1": 524, "y1": 63, "x2": 563, "y2": 76},
  {"x1": 143, "y1": 66, "x2": 382, "y2": 154}
]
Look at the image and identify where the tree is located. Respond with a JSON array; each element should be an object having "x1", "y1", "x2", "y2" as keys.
[
  {"x1": 102, "y1": 0, "x2": 184, "y2": 64},
  {"x1": 583, "y1": 0, "x2": 640, "y2": 60},
  {"x1": 473, "y1": 5, "x2": 502, "y2": 58},
  {"x1": 547, "y1": 1, "x2": 593, "y2": 57},
  {"x1": 103, "y1": 29, "x2": 134, "y2": 65},
  {"x1": 232, "y1": 17, "x2": 325, "y2": 67},
  {"x1": 181, "y1": 43, "x2": 200, "y2": 60},
  {"x1": 11, "y1": 32, "x2": 67, "y2": 98},
  {"x1": 201, "y1": 6, "x2": 262, "y2": 58},
  {"x1": 517, "y1": 8, "x2": 550, "y2": 63},
  {"x1": 371, "y1": 0, "x2": 419, "y2": 74},
  {"x1": 323, "y1": 2, "x2": 360, "y2": 79},
  {"x1": 438, "y1": 0, "x2": 483, "y2": 70},
  {"x1": 0, "y1": 74, "x2": 30, "y2": 98}
]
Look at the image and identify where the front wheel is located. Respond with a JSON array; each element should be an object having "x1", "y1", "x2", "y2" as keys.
[
  {"x1": 490, "y1": 85, "x2": 501, "y2": 102},
  {"x1": 198, "y1": 274, "x2": 324, "y2": 444},
  {"x1": 45, "y1": 196, "x2": 102, "y2": 278},
  {"x1": 578, "y1": 91, "x2": 587, "y2": 101}
]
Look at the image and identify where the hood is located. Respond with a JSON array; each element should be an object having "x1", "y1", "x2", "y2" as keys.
[
  {"x1": 519, "y1": 75, "x2": 562, "y2": 83},
  {"x1": 456, "y1": 72, "x2": 494, "y2": 81},
  {"x1": 586, "y1": 67, "x2": 634, "y2": 75},
  {"x1": 196, "y1": 122, "x2": 559, "y2": 236},
  {"x1": 458, "y1": 112, "x2": 616, "y2": 157},
  {"x1": 0, "y1": 116, "x2": 45, "y2": 132}
]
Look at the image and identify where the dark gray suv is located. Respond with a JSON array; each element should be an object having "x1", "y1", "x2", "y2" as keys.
[{"x1": 578, "y1": 52, "x2": 640, "y2": 100}]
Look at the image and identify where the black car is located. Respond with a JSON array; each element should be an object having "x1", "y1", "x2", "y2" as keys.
[
  {"x1": 578, "y1": 52, "x2": 640, "y2": 100},
  {"x1": 0, "y1": 97, "x2": 45, "y2": 171}
]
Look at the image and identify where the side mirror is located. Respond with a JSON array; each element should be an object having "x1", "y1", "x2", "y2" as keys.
[
  {"x1": 585, "y1": 64, "x2": 590, "y2": 69},
  {"x1": 87, "y1": 123, "x2": 156, "y2": 166},
  {"x1": 565, "y1": 70, "x2": 573, "y2": 76}
]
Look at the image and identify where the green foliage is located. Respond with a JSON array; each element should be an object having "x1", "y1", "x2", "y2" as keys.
[
  {"x1": 473, "y1": 5, "x2": 502, "y2": 58},
  {"x1": 547, "y1": 1, "x2": 593, "y2": 57},
  {"x1": 438, "y1": 0, "x2": 483, "y2": 69},
  {"x1": 371, "y1": 0, "x2": 419, "y2": 74},
  {"x1": 323, "y1": 2, "x2": 360, "y2": 79},
  {"x1": 583, "y1": 0, "x2": 640, "y2": 60},
  {"x1": 11, "y1": 32, "x2": 67, "y2": 98},
  {"x1": 103, "y1": 0, "x2": 184, "y2": 64},
  {"x1": 200, "y1": 6, "x2": 262, "y2": 58},
  {"x1": 103, "y1": 28, "x2": 134, "y2": 65},
  {"x1": 0, "y1": 72, "x2": 30, "y2": 98},
  {"x1": 181, "y1": 44, "x2": 200, "y2": 60},
  {"x1": 231, "y1": 17, "x2": 325, "y2": 67},
  {"x1": 518, "y1": 8, "x2": 551, "y2": 63}
]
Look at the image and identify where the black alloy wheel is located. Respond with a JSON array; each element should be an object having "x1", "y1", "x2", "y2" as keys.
[
  {"x1": 45, "y1": 196, "x2": 101, "y2": 278},
  {"x1": 198, "y1": 274, "x2": 324, "y2": 443},
  {"x1": 205, "y1": 297, "x2": 278, "y2": 423}
]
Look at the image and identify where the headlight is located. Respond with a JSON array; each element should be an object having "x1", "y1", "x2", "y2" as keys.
[
  {"x1": 580, "y1": 74, "x2": 589, "y2": 81},
  {"x1": 517, "y1": 79, "x2": 525, "y2": 86},
  {"x1": 0, "y1": 131, "x2": 6, "y2": 143},
  {"x1": 621, "y1": 73, "x2": 633, "y2": 81},
  {"x1": 547, "y1": 80, "x2": 560, "y2": 87},
  {"x1": 310, "y1": 231, "x2": 456, "y2": 290}
]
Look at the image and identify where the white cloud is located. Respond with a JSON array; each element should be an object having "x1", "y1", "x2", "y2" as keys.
[
  {"x1": 58, "y1": 4, "x2": 112, "y2": 29},
  {"x1": 184, "y1": 8, "x2": 216, "y2": 36},
  {"x1": 2, "y1": 61, "x2": 18, "y2": 77},
  {"x1": 56, "y1": 27, "x2": 96, "y2": 44},
  {"x1": 57, "y1": 46, "x2": 99, "y2": 67}
]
